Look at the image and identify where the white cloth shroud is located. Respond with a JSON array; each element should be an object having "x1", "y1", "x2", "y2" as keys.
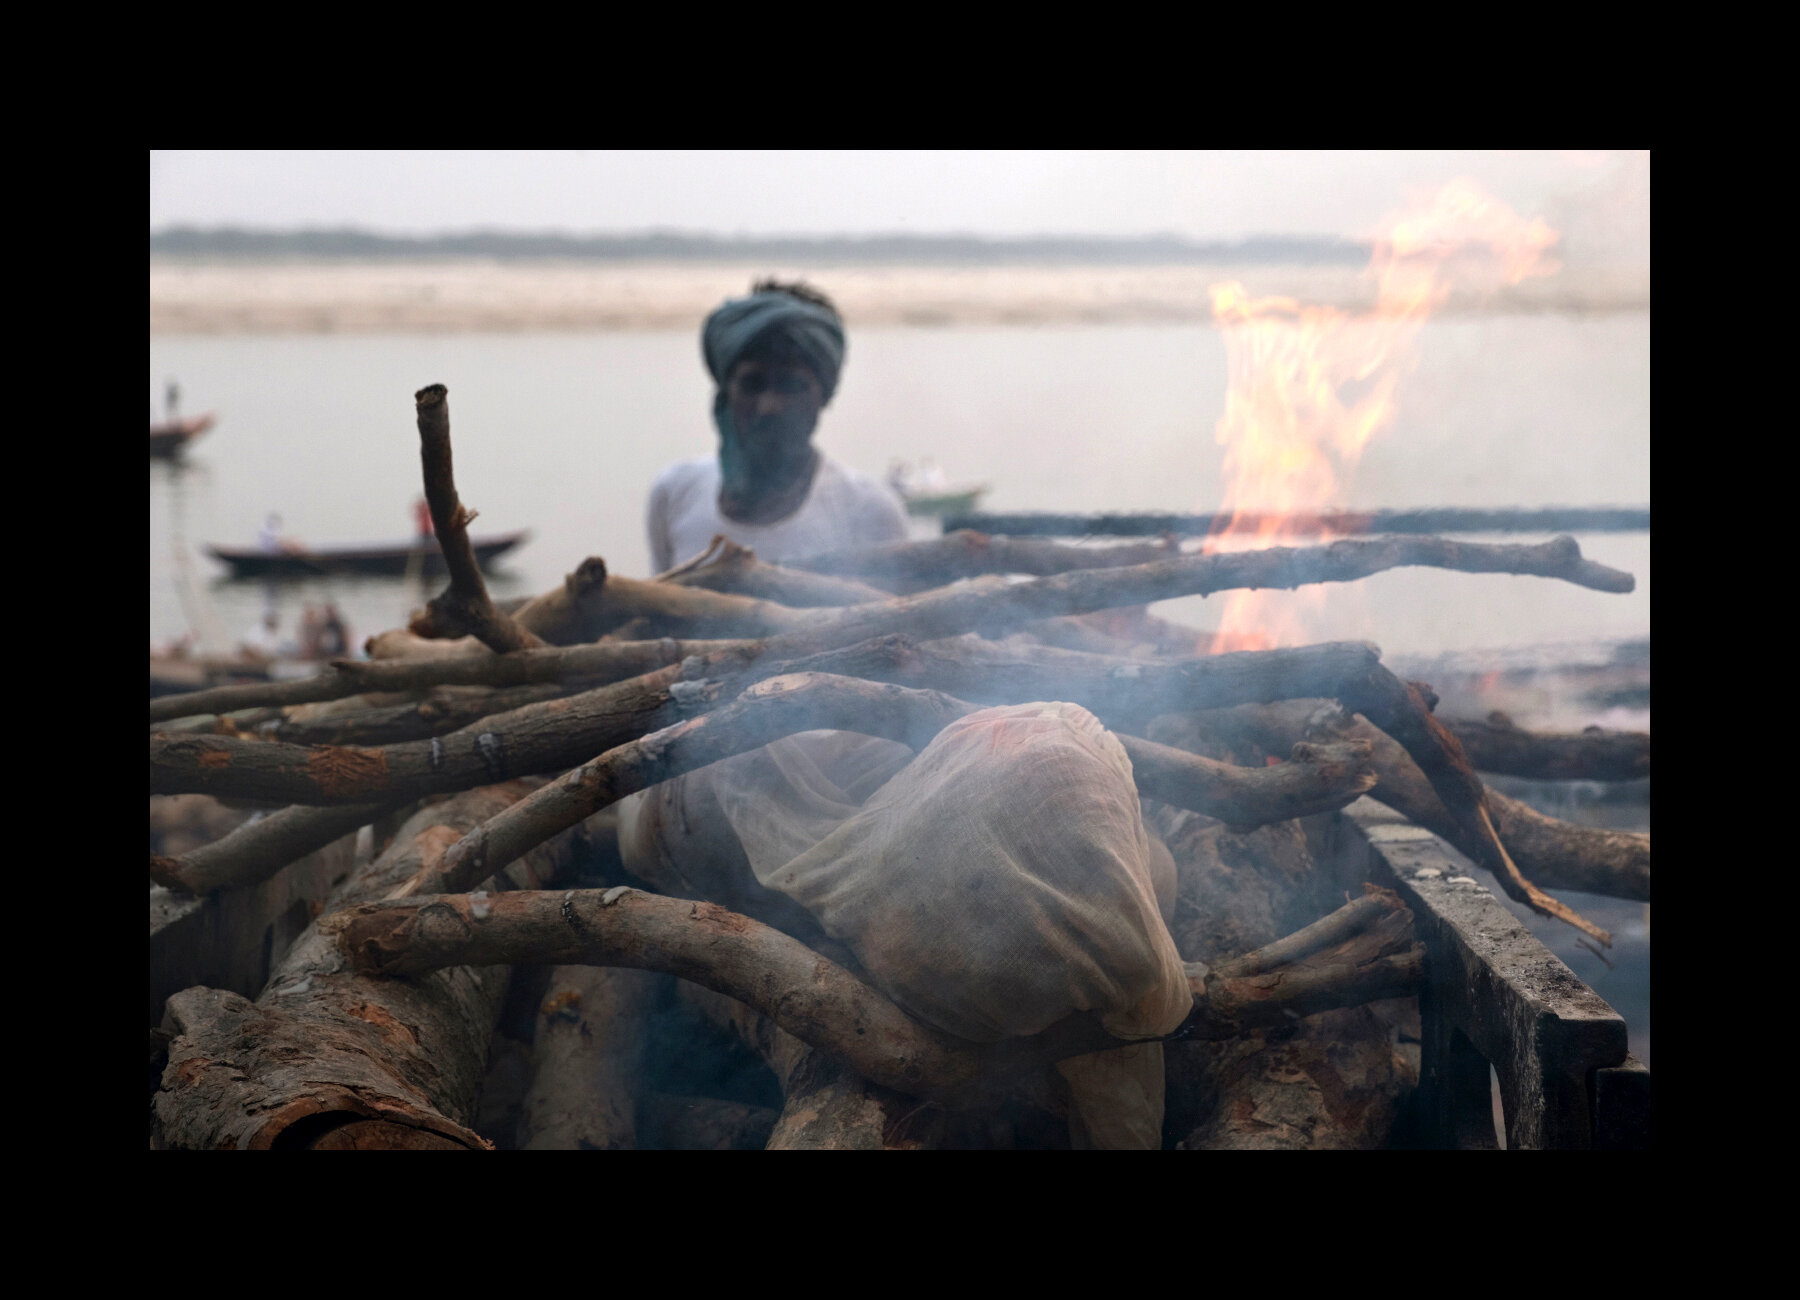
[{"x1": 618, "y1": 701, "x2": 1190, "y2": 1148}]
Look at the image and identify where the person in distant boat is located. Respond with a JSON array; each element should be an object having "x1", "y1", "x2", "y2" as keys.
[
  {"x1": 644, "y1": 279, "x2": 907, "y2": 574},
  {"x1": 259, "y1": 513, "x2": 306, "y2": 555}
]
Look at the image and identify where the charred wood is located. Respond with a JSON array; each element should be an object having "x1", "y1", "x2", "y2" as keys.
[{"x1": 1169, "y1": 701, "x2": 1650, "y2": 902}]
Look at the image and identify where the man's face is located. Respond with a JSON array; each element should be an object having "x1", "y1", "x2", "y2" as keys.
[{"x1": 725, "y1": 359, "x2": 824, "y2": 456}]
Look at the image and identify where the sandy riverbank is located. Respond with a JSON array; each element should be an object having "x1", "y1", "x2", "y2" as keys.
[{"x1": 150, "y1": 259, "x2": 1650, "y2": 335}]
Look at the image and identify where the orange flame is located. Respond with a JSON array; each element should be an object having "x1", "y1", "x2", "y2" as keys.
[{"x1": 1202, "y1": 179, "x2": 1559, "y2": 654}]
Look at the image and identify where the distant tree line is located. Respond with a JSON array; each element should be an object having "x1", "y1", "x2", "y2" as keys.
[{"x1": 149, "y1": 226, "x2": 1372, "y2": 265}]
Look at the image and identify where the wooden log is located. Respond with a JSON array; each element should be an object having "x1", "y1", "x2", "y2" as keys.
[
  {"x1": 1121, "y1": 735, "x2": 1374, "y2": 832},
  {"x1": 507, "y1": 554, "x2": 830, "y2": 643},
  {"x1": 262, "y1": 683, "x2": 580, "y2": 747},
  {"x1": 153, "y1": 781, "x2": 618, "y2": 1150},
  {"x1": 720, "y1": 535, "x2": 1634, "y2": 673},
  {"x1": 1440, "y1": 713, "x2": 1650, "y2": 781},
  {"x1": 1175, "y1": 701, "x2": 1651, "y2": 902},
  {"x1": 939, "y1": 506, "x2": 1653, "y2": 538},
  {"x1": 737, "y1": 634, "x2": 1385, "y2": 731},
  {"x1": 659, "y1": 535, "x2": 896, "y2": 606},
  {"x1": 789, "y1": 530, "x2": 1180, "y2": 589},
  {"x1": 153, "y1": 782, "x2": 535, "y2": 1149},
  {"x1": 407, "y1": 385, "x2": 545, "y2": 653},
  {"x1": 330, "y1": 888, "x2": 1419, "y2": 1107},
  {"x1": 149, "y1": 637, "x2": 720, "y2": 725},
  {"x1": 1333, "y1": 664, "x2": 1614, "y2": 946},
  {"x1": 149, "y1": 664, "x2": 695, "y2": 804},
  {"x1": 791, "y1": 529, "x2": 1633, "y2": 600},
  {"x1": 517, "y1": 966, "x2": 659, "y2": 1150},
  {"x1": 150, "y1": 830, "x2": 358, "y2": 1027},
  {"x1": 678, "y1": 983, "x2": 942, "y2": 1150},
  {"x1": 151, "y1": 799, "x2": 398, "y2": 895}
]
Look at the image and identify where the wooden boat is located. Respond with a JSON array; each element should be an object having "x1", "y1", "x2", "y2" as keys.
[
  {"x1": 204, "y1": 530, "x2": 529, "y2": 579},
  {"x1": 150, "y1": 413, "x2": 217, "y2": 458},
  {"x1": 901, "y1": 485, "x2": 989, "y2": 518}
]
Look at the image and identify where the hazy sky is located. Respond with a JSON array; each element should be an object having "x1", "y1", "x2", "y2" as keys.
[{"x1": 149, "y1": 150, "x2": 1649, "y2": 260}]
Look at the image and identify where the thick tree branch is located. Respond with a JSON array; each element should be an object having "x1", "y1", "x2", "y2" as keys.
[
  {"x1": 1441, "y1": 713, "x2": 1650, "y2": 782},
  {"x1": 148, "y1": 637, "x2": 726, "y2": 725},
  {"x1": 788, "y1": 529, "x2": 1181, "y2": 590},
  {"x1": 1190, "y1": 700, "x2": 1651, "y2": 902},
  {"x1": 330, "y1": 888, "x2": 1420, "y2": 1107},
  {"x1": 660, "y1": 535, "x2": 896, "y2": 605},
  {"x1": 150, "y1": 798, "x2": 400, "y2": 895},
  {"x1": 408, "y1": 384, "x2": 545, "y2": 653}
]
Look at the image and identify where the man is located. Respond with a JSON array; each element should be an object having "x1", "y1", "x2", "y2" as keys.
[{"x1": 645, "y1": 280, "x2": 907, "y2": 574}]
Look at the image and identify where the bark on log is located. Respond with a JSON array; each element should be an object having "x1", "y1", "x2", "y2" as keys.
[
  {"x1": 152, "y1": 781, "x2": 611, "y2": 1150},
  {"x1": 938, "y1": 506, "x2": 1653, "y2": 539},
  {"x1": 789, "y1": 529, "x2": 1181, "y2": 590},
  {"x1": 1171, "y1": 701, "x2": 1651, "y2": 902},
  {"x1": 1332, "y1": 664, "x2": 1613, "y2": 946},
  {"x1": 678, "y1": 983, "x2": 942, "y2": 1150},
  {"x1": 706, "y1": 536, "x2": 1631, "y2": 676},
  {"x1": 785, "y1": 533, "x2": 1633, "y2": 615},
  {"x1": 149, "y1": 663, "x2": 695, "y2": 804},
  {"x1": 508, "y1": 553, "x2": 831, "y2": 642},
  {"x1": 331, "y1": 887, "x2": 1419, "y2": 1107},
  {"x1": 153, "y1": 782, "x2": 536, "y2": 1150},
  {"x1": 1440, "y1": 713, "x2": 1650, "y2": 781},
  {"x1": 737, "y1": 634, "x2": 1386, "y2": 732},
  {"x1": 262, "y1": 683, "x2": 580, "y2": 747},
  {"x1": 659, "y1": 535, "x2": 896, "y2": 606},
  {"x1": 407, "y1": 385, "x2": 545, "y2": 653},
  {"x1": 151, "y1": 798, "x2": 399, "y2": 895},
  {"x1": 517, "y1": 966, "x2": 659, "y2": 1150},
  {"x1": 150, "y1": 636, "x2": 722, "y2": 724},
  {"x1": 1121, "y1": 735, "x2": 1374, "y2": 831}
]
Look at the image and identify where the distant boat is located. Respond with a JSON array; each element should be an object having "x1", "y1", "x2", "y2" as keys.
[
  {"x1": 887, "y1": 460, "x2": 989, "y2": 518},
  {"x1": 205, "y1": 530, "x2": 530, "y2": 579},
  {"x1": 901, "y1": 485, "x2": 990, "y2": 518},
  {"x1": 150, "y1": 412, "x2": 217, "y2": 458}
]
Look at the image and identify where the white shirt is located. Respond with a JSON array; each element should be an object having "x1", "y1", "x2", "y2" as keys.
[{"x1": 646, "y1": 453, "x2": 909, "y2": 573}]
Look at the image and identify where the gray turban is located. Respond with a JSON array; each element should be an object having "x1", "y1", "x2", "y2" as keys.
[{"x1": 701, "y1": 291, "x2": 846, "y2": 401}]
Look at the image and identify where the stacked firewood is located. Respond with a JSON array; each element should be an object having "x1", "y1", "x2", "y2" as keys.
[{"x1": 148, "y1": 386, "x2": 1650, "y2": 1150}]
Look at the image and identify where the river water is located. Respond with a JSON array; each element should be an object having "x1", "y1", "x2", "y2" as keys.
[{"x1": 150, "y1": 313, "x2": 1648, "y2": 668}]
